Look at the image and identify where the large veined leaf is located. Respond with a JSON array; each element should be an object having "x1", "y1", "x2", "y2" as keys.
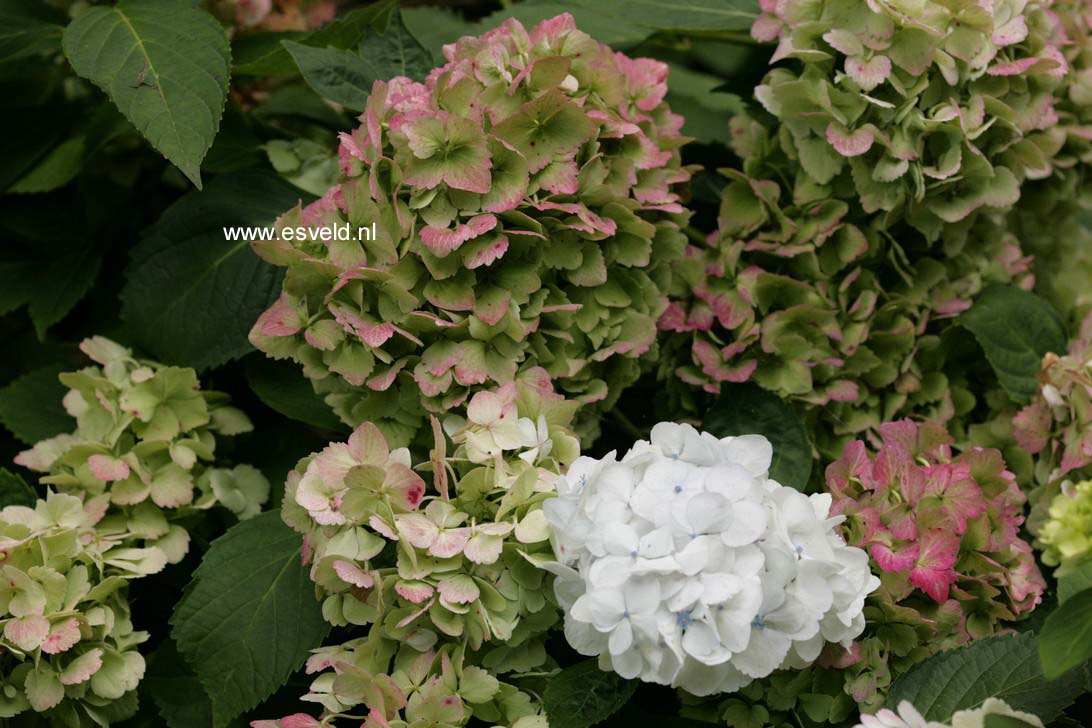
[
  {"x1": 234, "y1": 0, "x2": 397, "y2": 76},
  {"x1": 0, "y1": 364, "x2": 72, "y2": 444},
  {"x1": 245, "y1": 356, "x2": 345, "y2": 432},
  {"x1": 0, "y1": 241, "x2": 103, "y2": 336},
  {"x1": 521, "y1": 0, "x2": 758, "y2": 33},
  {"x1": 0, "y1": 0, "x2": 65, "y2": 63},
  {"x1": 1059, "y1": 561, "x2": 1092, "y2": 604},
  {"x1": 357, "y1": 8, "x2": 432, "y2": 82},
  {"x1": 702, "y1": 382, "x2": 813, "y2": 489},
  {"x1": 1039, "y1": 587, "x2": 1092, "y2": 680},
  {"x1": 951, "y1": 284, "x2": 1067, "y2": 404},
  {"x1": 62, "y1": 0, "x2": 231, "y2": 187},
  {"x1": 543, "y1": 660, "x2": 637, "y2": 728},
  {"x1": 885, "y1": 633, "x2": 1084, "y2": 722},
  {"x1": 120, "y1": 172, "x2": 309, "y2": 371},
  {"x1": 144, "y1": 640, "x2": 216, "y2": 728},
  {"x1": 283, "y1": 41, "x2": 373, "y2": 110},
  {"x1": 171, "y1": 511, "x2": 330, "y2": 728}
]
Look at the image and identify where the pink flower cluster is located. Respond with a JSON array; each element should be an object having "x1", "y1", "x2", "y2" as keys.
[{"x1": 827, "y1": 420, "x2": 1044, "y2": 638}]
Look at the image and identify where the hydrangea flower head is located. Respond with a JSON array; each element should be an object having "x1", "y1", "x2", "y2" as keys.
[
  {"x1": 249, "y1": 13, "x2": 693, "y2": 445},
  {"x1": 268, "y1": 371, "x2": 578, "y2": 727},
  {"x1": 0, "y1": 493, "x2": 156, "y2": 723},
  {"x1": 659, "y1": 111, "x2": 1037, "y2": 462},
  {"x1": 825, "y1": 419, "x2": 1044, "y2": 704},
  {"x1": 1036, "y1": 479, "x2": 1092, "y2": 571},
  {"x1": 749, "y1": 0, "x2": 1071, "y2": 239},
  {"x1": 13, "y1": 337, "x2": 270, "y2": 564},
  {"x1": 853, "y1": 700, "x2": 947, "y2": 728},
  {"x1": 543, "y1": 422, "x2": 879, "y2": 696}
]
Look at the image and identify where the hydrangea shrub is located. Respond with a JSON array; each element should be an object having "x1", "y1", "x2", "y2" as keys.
[
  {"x1": 543, "y1": 423, "x2": 878, "y2": 696},
  {"x1": 249, "y1": 13, "x2": 693, "y2": 445},
  {"x1": 263, "y1": 369, "x2": 579, "y2": 726},
  {"x1": 14, "y1": 337, "x2": 270, "y2": 565}
]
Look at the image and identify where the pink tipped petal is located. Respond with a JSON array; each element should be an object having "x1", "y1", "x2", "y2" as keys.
[
  {"x1": 332, "y1": 560, "x2": 374, "y2": 588},
  {"x1": 87, "y1": 454, "x2": 130, "y2": 482},
  {"x1": 826, "y1": 124, "x2": 874, "y2": 157},
  {"x1": 41, "y1": 618, "x2": 81, "y2": 655}
]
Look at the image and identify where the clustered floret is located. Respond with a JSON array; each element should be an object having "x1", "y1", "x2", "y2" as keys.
[
  {"x1": 543, "y1": 423, "x2": 878, "y2": 696},
  {"x1": 249, "y1": 13, "x2": 693, "y2": 445},
  {"x1": 0, "y1": 493, "x2": 159, "y2": 723},
  {"x1": 14, "y1": 337, "x2": 270, "y2": 565},
  {"x1": 264, "y1": 370, "x2": 579, "y2": 727},
  {"x1": 1037, "y1": 479, "x2": 1092, "y2": 571},
  {"x1": 750, "y1": 0, "x2": 1071, "y2": 240},
  {"x1": 825, "y1": 420, "x2": 1043, "y2": 705},
  {"x1": 854, "y1": 698, "x2": 1043, "y2": 728},
  {"x1": 659, "y1": 110, "x2": 1037, "y2": 463}
]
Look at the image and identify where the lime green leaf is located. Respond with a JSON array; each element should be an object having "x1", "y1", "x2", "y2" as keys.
[
  {"x1": 702, "y1": 382, "x2": 813, "y2": 488},
  {"x1": 171, "y1": 511, "x2": 330, "y2": 728},
  {"x1": 886, "y1": 633, "x2": 1084, "y2": 722},
  {"x1": 542, "y1": 660, "x2": 637, "y2": 728},
  {"x1": 951, "y1": 284, "x2": 1067, "y2": 404},
  {"x1": 0, "y1": 468, "x2": 36, "y2": 508},
  {"x1": 283, "y1": 41, "x2": 373, "y2": 110},
  {"x1": 62, "y1": 0, "x2": 231, "y2": 188},
  {"x1": 120, "y1": 173, "x2": 308, "y2": 371},
  {"x1": 233, "y1": 0, "x2": 396, "y2": 76},
  {"x1": 1059, "y1": 561, "x2": 1092, "y2": 604},
  {"x1": 0, "y1": 365, "x2": 72, "y2": 444},
  {"x1": 245, "y1": 356, "x2": 345, "y2": 432},
  {"x1": 0, "y1": 0, "x2": 65, "y2": 62},
  {"x1": 1039, "y1": 588, "x2": 1092, "y2": 680}
]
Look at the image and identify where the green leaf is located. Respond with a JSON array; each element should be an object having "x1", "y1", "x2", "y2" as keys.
[
  {"x1": 1059, "y1": 560, "x2": 1092, "y2": 604},
  {"x1": 8, "y1": 136, "x2": 85, "y2": 193},
  {"x1": 951, "y1": 285, "x2": 1067, "y2": 404},
  {"x1": 283, "y1": 41, "x2": 373, "y2": 110},
  {"x1": 886, "y1": 633, "x2": 1085, "y2": 722},
  {"x1": 0, "y1": 365, "x2": 72, "y2": 444},
  {"x1": 144, "y1": 640, "x2": 216, "y2": 728},
  {"x1": 120, "y1": 172, "x2": 308, "y2": 371},
  {"x1": 1039, "y1": 587, "x2": 1092, "y2": 680},
  {"x1": 702, "y1": 382, "x2": 813, "y2": 488},
  {"x1": 233, "y1": 0, "x2": 397, "y2": 76},
  {"x1": 402, "y1": 6, "x2": 474, "y2": 60},
  {"x1": 984, "y1": 716, "x2": 1039, "y2": 728},
  {"x1": 542, "y1": 660, "x2": 637, "y2": 728},
  {"x1": 358, "y1": 8, "x2": 432, "y2": 82},
  {"x1": 0, "y1": 242, "x2": 103, "y2": 335},
  {"x1": 62, "y1": 0, "x2": 231, "y2": 188},
  {"x1": 245, "y1": 356, "x2": 345, "y2": 432},
  {"x1": 522, "y1": 0, "x2": 758, "y2": 33},
  {"x1": 0, "y1": 468, "x2": 36, "y2": 508},
  {"x1": 666, "y1": 65, "x2": 746, "y2": 145},
  {"x1": 171, "y1": 511, "x2": 330, "y2": 728},
  {"x1": 0, "y1": 0, "x2": 65, "y2": 62}
]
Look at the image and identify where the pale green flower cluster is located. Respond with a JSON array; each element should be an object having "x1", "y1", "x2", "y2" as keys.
[
  {"x1": 1037, "y1": 479, "x2": 1092, "y2": 572},
  {"x1": 0, "y1": 493, "x2": 159, "y2": 725},
  {"x1": 15, "y1": 337, "x2": 270, "y2": 564},
  {"x1": 270, "y1": 369, "x2": 579, "y2": 727}
]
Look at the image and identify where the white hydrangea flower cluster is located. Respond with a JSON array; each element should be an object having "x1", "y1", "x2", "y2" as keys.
[{"x1": 542, "y1": 423, "x2": 880, "y2": 696}]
